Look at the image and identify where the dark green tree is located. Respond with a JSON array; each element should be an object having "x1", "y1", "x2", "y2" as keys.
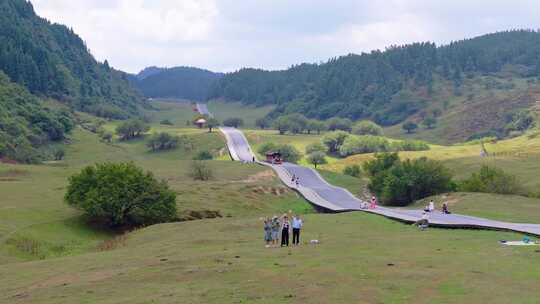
[{"x1": 65, "y1": 162, "x2": 177, "y2": 227}]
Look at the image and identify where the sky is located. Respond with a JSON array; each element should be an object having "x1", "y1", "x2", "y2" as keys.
[{"x1": 32, "y1": 0, "x2": 540, "y2": 74}]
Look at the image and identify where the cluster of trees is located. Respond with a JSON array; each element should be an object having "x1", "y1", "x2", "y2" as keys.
[
  {"x1": 401, "y1": 117, "x2": 439, "y2": 133},
  {"x1": 257, "y1": 142, "x2": 301, "y2": 163},
  {"x1": 0, "y1": 72, "x2": 74, "y2": 163},
  {"x1": 459, "y1": 165, "x2": 523, "y2": 195},
  {"x1": 65, "y1": 162, "x2": 177, "y2": 228},
  {"x1": 223, "y1": 117, "x2": 243, "y2": 128},
  {"x1": 364, "y1": 153, "x2": 455, "y2": 206},
  {"x1": 270, "y1": 114, "x2": 338, "y2": 135},
  {"x1": 146, "y1": 132, "x2": 181, "y2": 151},
  {"x1": 362, "y1": 156, "x2": 526, "y2": 206},
  {"x1": 321, "y1": 131, "x2": 430, "y2": 157},
  {"x1": 129, "y1": 66, "x2": 223, "y2": 101},
  {"x1": 116, "y1": 120, "x2": 150, "y2": 140},
  {"x1": 0, "y1": 0, "x2": 143, "y2": 118},
  {"x1": 209, "y1": 30, "x2": 540, "y2": 125}
]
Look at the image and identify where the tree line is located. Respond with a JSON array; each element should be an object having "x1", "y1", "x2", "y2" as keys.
[{"x1": 208, "y1": 30, "x2": 540, "y2": 124}]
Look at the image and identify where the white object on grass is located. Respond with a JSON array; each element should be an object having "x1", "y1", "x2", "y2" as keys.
[{"x1": 500, "y1": 241, "x2": 539, "y2": 246}]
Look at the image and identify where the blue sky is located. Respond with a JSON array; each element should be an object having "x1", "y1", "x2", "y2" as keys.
[{"x1": 32, "y1": 0, "x2": 540, "y2": 73}]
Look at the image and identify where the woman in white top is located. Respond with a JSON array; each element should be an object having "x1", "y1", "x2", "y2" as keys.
[{"x1": 428, "y1": 200, "x2": 435, "y2": 212}]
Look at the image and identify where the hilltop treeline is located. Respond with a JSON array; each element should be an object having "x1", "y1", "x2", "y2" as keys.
[
  {"x1": 208, "y1": 30, "x2": 540, "y2": 124},
  {"x1": 130, "y1": 66, "x2": 223, "y2": 101},
  {"x1": 0, "y1": 0, "x2": 143, "y2": 118}
]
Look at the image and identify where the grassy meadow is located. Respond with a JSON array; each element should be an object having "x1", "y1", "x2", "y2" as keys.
[
  {"x1": 207, "y1": 100, "x2": 275, "y2": 128},
  {"x1": 2, "y1": 212, "x2": 540, "y2": 304},
  {"x1": 3, "y1": 103, "x2": 540, "y2": 303}
]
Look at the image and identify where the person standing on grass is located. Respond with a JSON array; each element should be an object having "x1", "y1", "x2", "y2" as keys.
[
  {"x1": 281, "y1": 215, "x2": 291, "y2": 247},
  {"x1": 263, "y1": 218, "x2": 272, "y2": 248},
  {"x1": 292, "y1": 215, "x2": 303, "y2": 246},
  {"x1": 271, "y1": 216, "x2": 280, "y2": 246}
]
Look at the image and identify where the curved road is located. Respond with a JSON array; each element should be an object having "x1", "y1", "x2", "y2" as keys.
[{"x1": 202, "y1": 104, "x2": 540, "y2": 236}]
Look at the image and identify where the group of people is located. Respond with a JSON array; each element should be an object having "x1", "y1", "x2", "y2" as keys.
[
  {"x1": 263, "y1": 213, "x2": 303, "y2": 248},
  {"x1": 291, "y1": 175, "x2": 300, "y2": 187},
  {"x1": 360, "y1": 196, "x2": 378, "y2": 209},
  {"x1": 423, "y1": 200, "x2": 451, "y2": 214},
  {"x1": 413, "y1": 199, "x2": 452, "y2": 229}
]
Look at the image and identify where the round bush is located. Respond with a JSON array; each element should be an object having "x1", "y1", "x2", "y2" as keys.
[{"x1": 65, "y1": 162, "x2": 177, "y2": 228}]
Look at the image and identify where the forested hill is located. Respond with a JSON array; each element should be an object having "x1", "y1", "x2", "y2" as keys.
[
  {"x1": 0, "y1": 0, "x2": 143, "y2": 118},
  {"x1": 208, "y1": 30, "x2": 540, "y2": 126},
  {"x1": 130, "y1": 66, "x2": 223, "y2": 101}
]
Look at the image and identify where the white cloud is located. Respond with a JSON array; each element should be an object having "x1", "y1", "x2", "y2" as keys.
[{"x1": 30, "y1": 0, "x2": 540, "y2": 73}]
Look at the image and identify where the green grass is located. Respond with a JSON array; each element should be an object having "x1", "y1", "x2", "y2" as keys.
[
  {"x1": 0, "y1": 124, "x2": 313, "y2": 264},
  {"x1": 1, "y1": 212, "x2": 538, "y2": 304},
  {"x1": 5, "y1": 103, "x2": 540, "y2": 303},
  {"x1": 207, "y1": 100, "x2": 275, "y2": 128},
  {"x1": 142, "y1": 99, "x2": 199, "y2": 127}
]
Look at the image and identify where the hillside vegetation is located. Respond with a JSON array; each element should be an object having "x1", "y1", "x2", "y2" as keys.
[
  {"x1": 0, "y1": 0, "x2": 148, "y2": 162},
  {"x1": 130, "y1": 66, "x2": 222, "y2": 101},
  {"x1": 208, "y1": 30, "x2": 540, "y2": 142},
  {"x1": 0, "y1": 0, "x2": 143, "y2": 117},
  {"x1": 0, "y1": 71, "x2": 73, "y2": 162}
]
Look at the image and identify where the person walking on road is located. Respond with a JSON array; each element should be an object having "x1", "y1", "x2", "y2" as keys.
[
  {"x1": 292, "y1": 215, "x2": 303, "y2": 246},
  {"x1": 428, "y1": 200, "x2": 435, "y2": 212},
  {"x1": 370, "y1": 196, "x2": 377, "y2": 209},
  {"x1": 281, "y1": 215, "x2": 291, "y2": 247},
  {"x1": 295, "y1": 178, "x2": 300, "y2": 187},
  {"x1": 271, "y1": 216, "x2": 280, "y2": 246}
]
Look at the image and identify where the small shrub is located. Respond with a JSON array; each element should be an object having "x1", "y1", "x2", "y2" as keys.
[
  {"x1": 101, "y1": 131, "x2": 113, "y2": 143},
  {"x1": 160, "y1": 119, "x2": 174, "y2": 126},
  {"x1": 352, "y1": 120, "x2": 383, "y2": 136},
  {"x1": 459, "y1": 165, "x2": 523, "y2": 195},
  {"x1": 343, "y1": 165, "x2": 361, "y2": 177},
  {"x1": 190, "y1": 160, "x2": 213, "y2": 181},
  {"x1": 178, "y1": 210, "x2": 222, "y2": 221},
  {"x1": 193, "y1": 150, "x2": 213, "y2": 160},
  {"x1": 146, "y1": 132, "x2": 180, "y2": 151},
  {"x1": 53, "y1": 148, "x2": 65, "y2": 160},
  {"x1": 391, "y1": 140, "x2": 430, "y2": 151}
]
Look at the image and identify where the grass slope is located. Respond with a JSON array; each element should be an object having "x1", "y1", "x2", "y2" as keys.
[
  {"x1": 0, "y1": 122, "x2": 313, "y2": 264},
  {"x1": 1, "y1": 212, "x2": 538, "y2": 304},
  {"x1": 207, "y1": 100, "x2": 275, "y2": 128}
]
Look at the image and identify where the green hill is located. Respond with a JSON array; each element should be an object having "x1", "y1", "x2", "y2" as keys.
[
  {"x1": 130, "y1": 66, "x2": 222, "y2": 101},
  {"x1": 208, "y1": 30, "x2": 540, "y2": 142},
  {"x1": 0, "y1": 0, "x2": 148, "y2": 162},
  {"x1": 0, "y1": 0, "x2": 143, "y2": 118}
]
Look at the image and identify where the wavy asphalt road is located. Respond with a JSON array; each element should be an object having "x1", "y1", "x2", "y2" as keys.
[{"x1": 199, "y1": 104, "x2": 540, "y2": 236}]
